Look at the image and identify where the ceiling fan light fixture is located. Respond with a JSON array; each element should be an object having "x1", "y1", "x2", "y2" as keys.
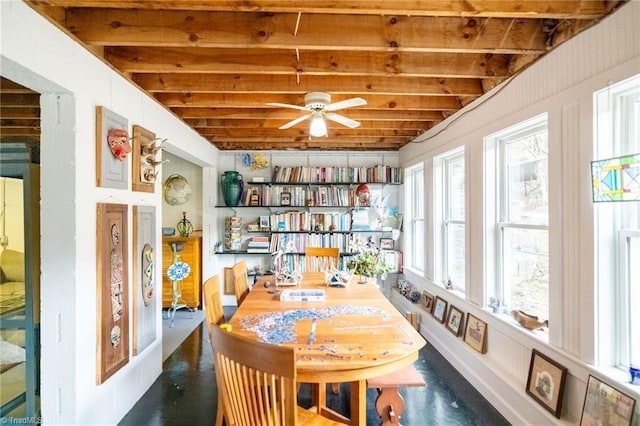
[{"x1": 309, "y1": 112, "x2": 327, "y2": 137}]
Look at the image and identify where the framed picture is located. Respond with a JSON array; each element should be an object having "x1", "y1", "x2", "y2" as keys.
[
  {"x1": 380, "y1": 238, "x2": 394, "y2": 250},
  {"x1": 259, "y1": 215, "x2": 270, "y2": 229},
  {"x1": 432, "y1": 296, "x2": 448, "y2": 323},
  {"x1": 526, "y1": 349, "x2": 568, "y2": 418},
  {"x1": 132, "y1": 124, "x2": 158, "y2": 193},
  {"x1": 464, "y1": 313, "x2": 487, "y2": 354},
  {"x1": 580, "y1": 375, "x2": 636, "y2": 425},
  {"x1": 96, "y1": 106, "x2": 129, "y2": 189},
  {"x1": 132, "y1": 205, "x2": 157, "y2": 356},
  {"x1": 280, "y1": 192, "x2": 291, "y2": 206},
  {"x1": 421, "y1": 291, "x2": 434, "y2": 313},
  {"x1": 96, "y1": 203, "x2": 129, "y2": 383},
  {"x1": 446, "y1": 305, "x2": 464, "y2": 337}
]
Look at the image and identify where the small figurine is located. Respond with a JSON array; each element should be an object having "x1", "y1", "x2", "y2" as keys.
[{"x1": 511, "y1": 310, "x2": 548, "y2": 330}]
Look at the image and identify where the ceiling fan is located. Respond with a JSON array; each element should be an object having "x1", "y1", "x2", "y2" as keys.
[{"x1": 267, "y1": 92, "x2": 367, "y2": 137}]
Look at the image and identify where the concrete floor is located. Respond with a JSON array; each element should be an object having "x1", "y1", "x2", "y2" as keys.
[{"x1": 120, "y1": 314, "x2": 510, "y2": 426}]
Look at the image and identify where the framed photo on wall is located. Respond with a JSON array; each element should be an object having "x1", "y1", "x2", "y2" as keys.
[
  {"x1": 446, "y1": 305, "x2": 464, "y2": 337},
  {"x1": 432, "y1": 296, "x2": 447, "y2": 323},
  {"x1": 526, "y1": 349, "x2": 568, "y2": 418},
  {"x1": 96, "y1": 202, "x2": 129, "y2": 383},
  {"x1": 421, "y1": 291, "x2": 434, "y2": 314},
  {"x1": 580, "y1": 375, "x2": 635, "y2": 425},
  {"x1": 463, "y1": 313, "x2": 487, "y2": 354}
]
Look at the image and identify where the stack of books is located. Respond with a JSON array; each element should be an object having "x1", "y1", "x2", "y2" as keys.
[{"x1": 246, "y1": 236, "x2": 271, "y2": 253}]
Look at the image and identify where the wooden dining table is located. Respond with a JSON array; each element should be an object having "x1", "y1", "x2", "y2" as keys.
[{"x1": 228, "y1": 272, "x2": 426, "y2": 425}]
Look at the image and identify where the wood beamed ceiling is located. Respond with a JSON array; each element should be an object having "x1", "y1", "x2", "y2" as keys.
[{"x1": 1, "y1": 1, "x2": 627, "y2": 151}]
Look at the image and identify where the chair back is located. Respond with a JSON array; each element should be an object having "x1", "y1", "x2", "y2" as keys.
[
  {"x1": 210, "y1": 326, "x2": 297, "y2": 426},
  {"x1": 305, "y1": 247, "x2": 339, "y2": 272},
  {"x1": 202, "y1": 275, "x2": 225, "y2": 333},
  {"x1": 231, "y1": 260, "x2": 250, "y2": 306}
]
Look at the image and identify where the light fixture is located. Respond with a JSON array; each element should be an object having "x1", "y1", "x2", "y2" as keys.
[{"x1": 309, "y1": 111, "x2": 327, "y2": 137}]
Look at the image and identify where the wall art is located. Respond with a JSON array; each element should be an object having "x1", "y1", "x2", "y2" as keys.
[
  {"x1": 96, "y1": 106, "x2": 129, "y2": 189},
  {"x1": 96, "y1": 203, "x2": 129, "y2": 383},
  {"x1": 432, "y1": 296, "x2": 448, "y2": 323},
  {"x1": 580, "y1": 374, "x2": 635, "y2": 425},
  {"x1": 421, "y1": 291, "x2": 434, "y2": 314},
  {"x1": 132, "y1": 124, "x2": 163, "y2": 193},
  {"x1": 132, "y1": 205, "x2": 157, "y2": 356},
  {"x1": 526, "y1": 349, "x2": 567, "y2": 418},
  {"x1": 446, "y1": 305, "x2": 464, "y2": 337},
  {"x1": 464, "y1": 313, "x2": 487, "y2": 354}
]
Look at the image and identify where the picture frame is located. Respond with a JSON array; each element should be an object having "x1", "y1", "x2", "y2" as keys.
[
  {"x1": 464, "y1": 313, "x2": 487, "y2": 354},
  {"x1": 446, "y1": 305, "x2": 464, "y2": 337},
  {"x1": 96, "y1": 203, "x2": 129, "y2": 384},
  {"x1": 526, "y1": 349, "x2": 567, "y2": 418},
  {"x1": 131, "y1": 124, "x2": 157, "y2": 193},
  {"x1": 280, "y1": 192, "x2": 291, "y2": 206},
  {"x1": 259, "y1": 215, "x2": 270, "y2": 229},
  {"x1": 432, "y1": 296, "x2": 448, "y2": 323},
  {"x1": 580, "y1": 374, "x2": 636, "y2": 425},
  {"x1": 96, "y1": 106, "x2": 129, "y2": 189},
  {"x1": 421, "y1": 291, "x2": 434, "y2": 313},
  {"x1": 380, "y1": 238, "x2": 394, "y2": 250},
  {"x1": 132, "y1": 205, "x2": 157, "y2": 356}
]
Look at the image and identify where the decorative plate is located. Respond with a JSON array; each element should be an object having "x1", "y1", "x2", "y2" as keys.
[{"x1": 167, "y1": 261, "x2": 191, "y2": 280}]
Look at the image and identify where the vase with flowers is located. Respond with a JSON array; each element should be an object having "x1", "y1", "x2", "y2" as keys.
[{"x1": 346, "y1": 237, "x2": 391, "y2": 284}]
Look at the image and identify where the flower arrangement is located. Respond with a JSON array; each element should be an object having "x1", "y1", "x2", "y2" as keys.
[{"x1": 346, "y1": 236, "x2": 391, "y2": 283}]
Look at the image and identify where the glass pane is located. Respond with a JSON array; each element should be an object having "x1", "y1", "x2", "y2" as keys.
[
  {"x1": 0, "y1": 177, "x2": 31, "y2": 417},
  {"x1": 414, "y1": 169, "x2": 424, "y2": 219},
  {"x1": 629, "y1": 236, "x2": 640, "y2": 367},
  {"x1": 414, "y1": 219, "x2": 425, "y2": 270},
  {"x1": 447, "y1": 156, "x2": 465, "y2": 221},
  {"x1": 506, "y1": 133, "x2": 548, "y2": 225},
  {"x1": 446, "y1": 223, "x2": 465, "y2": 290},
  {"x1": 503, "y1": 227, "x2": 549, "y2": 320}
]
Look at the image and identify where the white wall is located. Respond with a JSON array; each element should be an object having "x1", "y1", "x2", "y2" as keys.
[
  {"x1": 398, "y1": 2, "x2": 640, "y2": 425},
  {"x1": 1, "y1": 1, "x2": 219, "y2": 424}
]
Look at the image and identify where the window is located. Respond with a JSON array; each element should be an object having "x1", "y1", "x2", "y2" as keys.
[
  {"x1": 594, "y1": 74, "x2": 640, "y2": 371},
  {"x1": 486, "y1": 115, "x2": 549, "y2": 319},
  {"x1": 405, "y1": 163, "x2": 425, "y2": 272},
  {"x1": 437, "y1": 149, "x2": 465, "y2": 291}
]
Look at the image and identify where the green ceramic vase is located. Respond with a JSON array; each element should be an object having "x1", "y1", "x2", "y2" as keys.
[{"x1": 221, "y1": 171, "x2": 243, "y2": 206}]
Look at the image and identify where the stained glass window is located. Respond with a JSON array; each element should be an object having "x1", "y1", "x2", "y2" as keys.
[{"x1": 591, "y1": 153, "x2": 640, "y2": 202}]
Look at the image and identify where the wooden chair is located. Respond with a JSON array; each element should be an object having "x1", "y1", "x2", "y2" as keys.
[
  {"x1": 202, "y1": 275, "x2": 225, "y2": 333},
  {"x1": 231, "y1": 260, "x2": 250, "y2": 306},
  {"x1": 210, "y1": 326, "x2": 342, "y2": 426},
  {"x1": 305, "y1": 247, "x2": 339, "y2": 272},
  {"x1": 305, "y1": 247, "x2": 341, "y2": 395}
]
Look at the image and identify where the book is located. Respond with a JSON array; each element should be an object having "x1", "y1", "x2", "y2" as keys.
[{"x1": 279, "y1": 289, "x2": 326, "y2": 302}]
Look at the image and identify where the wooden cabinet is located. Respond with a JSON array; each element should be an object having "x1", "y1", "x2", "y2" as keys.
[{"x1": 162, "y1": 236, "x2": 201, "y2": 310}]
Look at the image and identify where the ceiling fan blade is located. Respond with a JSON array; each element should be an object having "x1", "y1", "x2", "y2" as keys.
[
  {"x1": 278, "y1": 113, "x2": 311, "y2": 129},
  {"x1": 266, "y1": 102, "x2": 310, "y2": 112},
  {"x1": 325, "y1": 113, "x2": 361, "y2": 129},
  {"x1": 325, "y1": 97, "x2": 367, "y2": 112}
]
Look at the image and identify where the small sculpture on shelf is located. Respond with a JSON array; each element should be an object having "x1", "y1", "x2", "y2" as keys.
[{"x1": 176, "y1": 211, "x2": 193, "y2": 237}]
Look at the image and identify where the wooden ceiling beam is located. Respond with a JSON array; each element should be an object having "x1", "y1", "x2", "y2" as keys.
[
  {"x1": 106, "y1": 47, "x2": 512, "y2": 79},
  {"x1": 197, "y1": 127, "x2": 420, "y2": 138},
  {"x1": 172, "y1": 107, "x2": 443, "y2": 121},
  {"x1": 184, "y1": 118, "x2": 431, "y2": 131},
  {"x1": 28, "y1": 1, "x2": 617, "y2": 19},
  {"x1": 209, "y1": 138, "x2": 407, "y2": 151},
  {"x1": 0, "y1": 108, "x2": 42, "y2": 119},
  {"x1": 157, "y1": 93, "x2": 461, "y2": 111},
  {"x1": 136, "y1": 74, "x2": 484, "y2": 96},
  {"x1": 64, "y1": 9, "x2": 549, "y2": 54}
]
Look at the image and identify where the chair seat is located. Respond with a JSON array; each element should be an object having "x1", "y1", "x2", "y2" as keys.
[{"x1": 296, "y1": 406, "x2": 345, "y2": 425}]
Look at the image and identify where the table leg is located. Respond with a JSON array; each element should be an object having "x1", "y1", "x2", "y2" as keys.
[
  {"x1": 374, "y1": 387, "x2": 405, "y2": 425},
  {"x1": 350, "y1": 379, "x2": 366, "y2": 426}
]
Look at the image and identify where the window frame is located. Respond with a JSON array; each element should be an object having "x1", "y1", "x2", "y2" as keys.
[{"x1": 404, "y1": 163, "x2": 425, "y2": 274}]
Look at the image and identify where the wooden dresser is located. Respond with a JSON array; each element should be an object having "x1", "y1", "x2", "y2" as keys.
[{"x1": 162, "y1": 236, "x2": 202, "y2": 310}]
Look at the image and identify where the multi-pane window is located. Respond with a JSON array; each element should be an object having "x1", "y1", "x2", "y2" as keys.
[
  {"x1": 593, "y1": 74, "x2": 640, "y2": 371},
  {"x1": 442, "y1": 151, "x2": 465, "y2": 291},
  {"x1": 487, "y1": 115, "x2": 549, "y2": 319},
  {"x1": 405, "y1": 164, "x2": 425, "y2": 272}
]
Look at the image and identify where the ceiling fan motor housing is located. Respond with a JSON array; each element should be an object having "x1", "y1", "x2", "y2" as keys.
[{"x1": 305, "y1": 92, "x2": 331, "y2": 110}]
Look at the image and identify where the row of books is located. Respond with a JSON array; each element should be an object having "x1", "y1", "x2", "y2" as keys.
[
  {"x1": 272, "y1": 165, "x2": 402, "y2": 184},
  {"x1": 270, "y1": 211, "x2": 352, "y2": 232},
  {"x1": 240, "y1": 185, "x2": 367, "y2": 207},
  {"x1": 270, "y1": 233, "x2": 351, "y2": 253}
]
